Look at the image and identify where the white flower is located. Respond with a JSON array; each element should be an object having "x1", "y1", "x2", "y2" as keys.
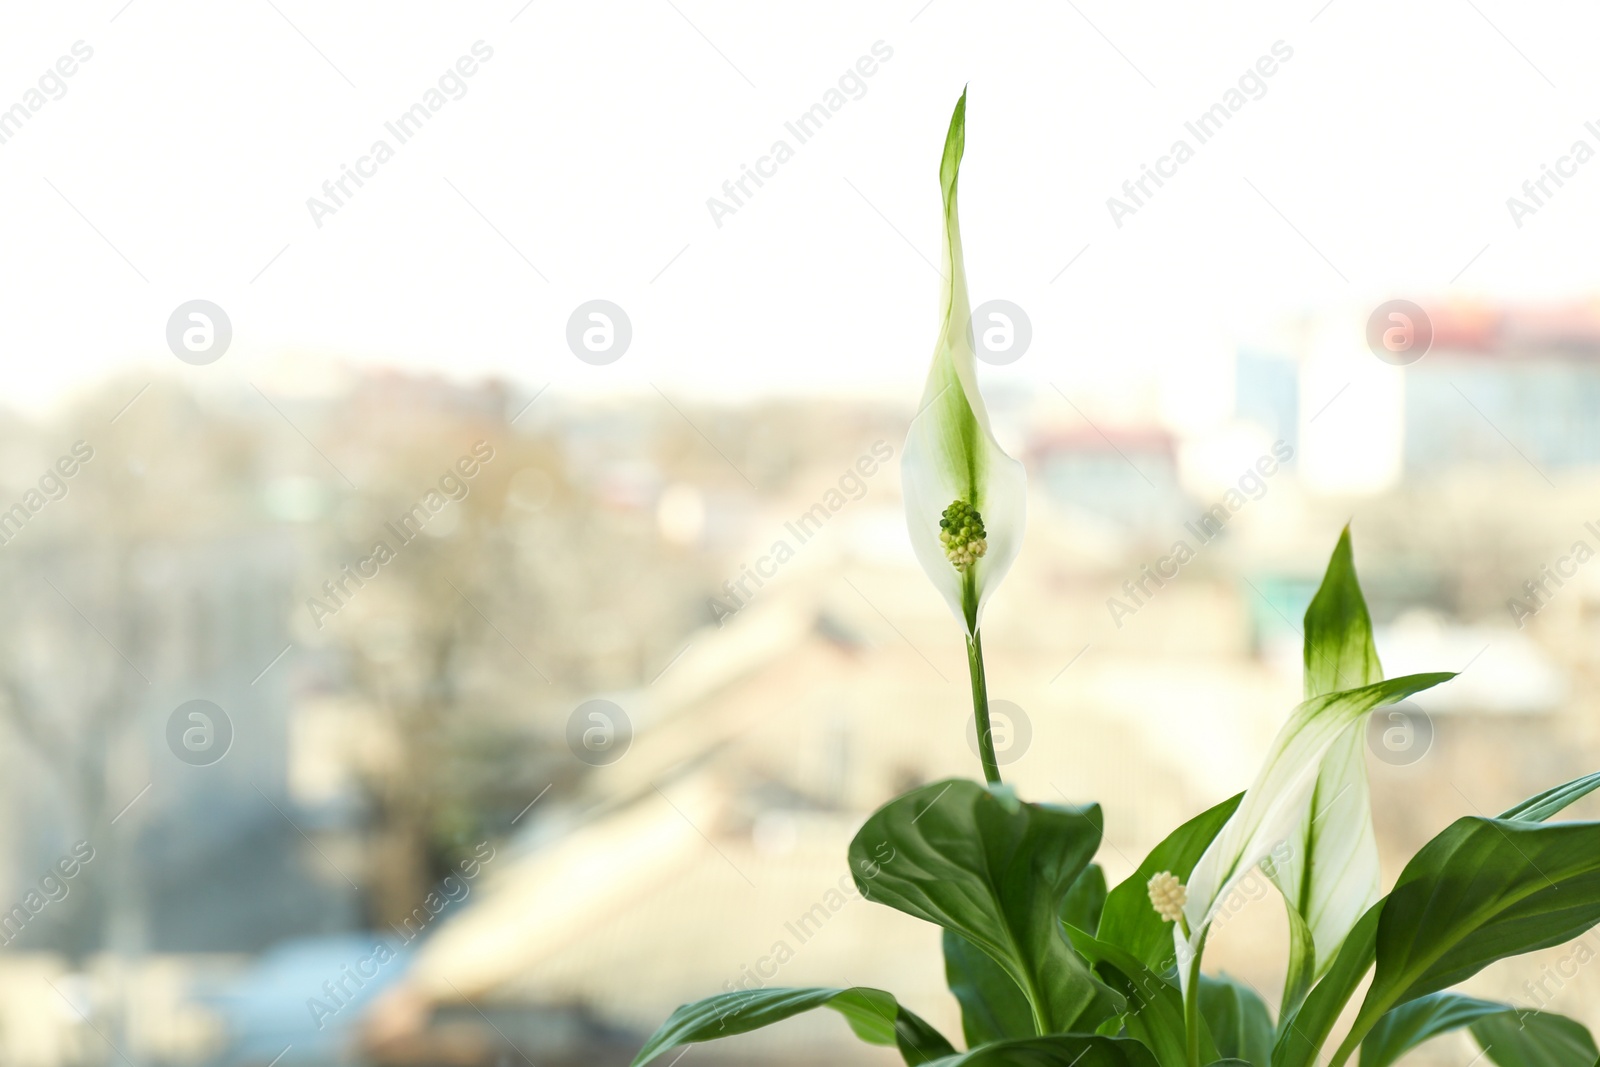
[
  {"x1": 1177, "y1": 671, "x2": 1451, "y2": 987},
  {"x1": 1268, "y1": 528, "x2": 1387, "y2": 1005},
  {"x1": 901, "y1": 89, "x2": 1026, "y2": 636}
]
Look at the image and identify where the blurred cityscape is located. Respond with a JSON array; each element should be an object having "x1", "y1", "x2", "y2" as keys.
[{"x1": 5, "y1": 300, "x2": 1600, "y2": 1067}]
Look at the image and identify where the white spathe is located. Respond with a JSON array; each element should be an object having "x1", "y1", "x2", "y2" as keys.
[
  {"x1": 1177, "y1": 671, "x2": 1451, "y2": 982},
  {"x1": 900, "y1": 90, "x2": 1026, "y2": 636}
]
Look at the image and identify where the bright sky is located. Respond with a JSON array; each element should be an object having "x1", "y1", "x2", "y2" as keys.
[{"x1": 2, "y1": 0, "x2": 1598, "y2": 419}]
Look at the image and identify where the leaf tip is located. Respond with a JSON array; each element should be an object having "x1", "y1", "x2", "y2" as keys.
[{"x1": 940, "y1": 88, "x2": 967, "y2": 203}]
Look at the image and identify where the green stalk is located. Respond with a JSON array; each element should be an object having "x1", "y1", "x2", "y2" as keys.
[
  {"x1": 1024, "y1": 987, "x2": 1049, "y2": 1038},
  {"x1": 1181, "y1": 924, "x2": 1208, "y2": 1067},
  {"x1": 966, "y1": 630, "x2": 1000, "y2": 785},
  {"x1": 963, "y1": 575, "x2": 1001, "y2": 786},
  {"x1": 1329, "y1": 1004, "x2": 1385, "y2": 1067}
]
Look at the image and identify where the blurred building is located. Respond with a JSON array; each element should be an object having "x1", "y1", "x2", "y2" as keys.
[
  {"x1": 1405, "y1": 303, "x2": 1600, "y2": 473},
  {"x1": 1236, "y1": 300, "x2": 1600, "y2": 485},
  {"x1": 2, "y1": 357, "x2": 1600, "y2": 1067}
]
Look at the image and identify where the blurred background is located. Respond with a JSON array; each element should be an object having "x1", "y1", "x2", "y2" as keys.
[{"x1": 4, "y1": 1, "x2": 1600, "y2": 1065}]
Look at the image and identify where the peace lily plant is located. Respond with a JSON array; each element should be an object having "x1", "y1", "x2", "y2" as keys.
[
  {"x1": 899, "y1": 88, "x2": 1027, "y2": 785},
  {"x1": 631, "y1": 92, "x2": 1600, "y2": 1067}
]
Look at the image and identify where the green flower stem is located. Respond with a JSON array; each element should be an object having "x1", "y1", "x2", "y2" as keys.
[
  {"x1": 960, "y1": 572, "x2": 998, "y2": 790},
  {"x1": 1328, "y1": 1006, "x2": 1384, "y2": 1067},
  {"x1": 1026, "y1": 990, "x2": 1049, "y2": 1039},
  {"x1": 960, "y1": 566, "x2": 998, "y2": 783},
  {"x1": 963, "y1": 575, "x2": 1001, "y2": 786},
  {"x1": 1181, "y1": 923, "x2": 1207, "y2": 1067},
  {"x1": 967, "y1": 630, "x2": 1001, "y2": 785}
]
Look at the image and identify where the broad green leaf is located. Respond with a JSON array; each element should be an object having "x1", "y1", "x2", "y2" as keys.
[
  {"x1": 1357, "y1": 995, "x2": 1595, "y2": 1067},
  {"x1": 1275, "y1": 772, "x2": 1600, "y2": 1067},
  {"x1": 901, "y1": 88, "x2": 1026, "y2": 635},
  {"x1": 1184, "y1": 673, "x2": 1454, "y2": 975},
  {"x1": 1272, "y1": 902, "x2": 1380, "y2": 1067},
  {"x1": 849, "y1": 779, "x2": 1109, "y2": 1034},
  {"x1": 1272, "y1": 529, "x2": 1385, "y2": 1015},
  {"x1": 944, "y1": 930, "x2": 1035, "y2": 1047},
  {"x1": 630, "y1": 986, "x2": 956, "y2": 1066},
  {"x1": 1260, "y1": 771, "x2": 1600, "y2": 1067},
  {"x1": 1099, "y1": 793, "x2": 1242, "y2": 974},
  {"x1": 1338, "y1": 816, "x2": 1600, "y2": 1063},
  {"x1": 927, "y1": 1034, "x2": 1162, "y2": 1067},
  {"x1": 986, "y1": 872, "x2": 1124, "y2": 1047},
  {"x1": 1064, "y1": 863, "x2": 1108, "y2": 935},
  {"x1": 1200, "y1": 974, "x2": 1274, "y2": 1067},
  {"x1": 1472, "y1": 1011, "x2": 1599, "y2": 1067},
  {"x1": 1359, "y1": 992, "x2": 1505, "y2": 1067},
  {"x1": 1499, "y1": 770, "x2": 1600, "y2": 823},
  {"x1": 1064, "y1": 923, "x2": 1216, "y2": 1067}
]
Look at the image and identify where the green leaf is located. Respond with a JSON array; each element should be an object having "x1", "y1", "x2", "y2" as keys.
[
  {"x1": 1200, "y1": 974, "x2": 1274, "y2": 1067},
  {"x1": 630, "y1": 986, "x2": 956, "y2": 1066},
  {"x1": 1098, "y1": 793, "x2": 1243, "y2": 973},
  {"x1": 1472, "y1": 1011, "x2": 1599, "y2": 1067},
  {"x1": 926, "y1": 1034, "x2": 1163, "y2": 1067},
  {"x1": 1358, "y1": 995, "x2": 1596, "y2": 1067},
  {"x1": 1499, "y1": 770, "x2": 1600, "y2": 823},
  {"x1": 902, "y1": 88, "x2": 1027, "y2": 635},
  {"x1": 849, "y1": 779, "x2": 1110, "y2": 1034},
  {"x1": 1064, "y1": 923, "x2": 1215, "y2": 1067},
  {"x1": 1338, "y1": 816, "x2": 1600, "y2": 1063},
  {"x1": 944, "y1": 930, "x2": 1036, "y2": 1047},
  {"x1": 1359, "y1": 992, "x2": 1506, "y2": 1067},
  {"x1": 1185, "y1": 673, "x2": 1454, "y2": 969},
  {"x1": 1064, "y1": 863, "x2": 1109, "y2": 935},
  {"x1": 1274, "y1": 773, "x2": 1600, "y2": 1067},
  {"x1": 1272, "y1": 902, "x2": 1380, "y2": 1067}
]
